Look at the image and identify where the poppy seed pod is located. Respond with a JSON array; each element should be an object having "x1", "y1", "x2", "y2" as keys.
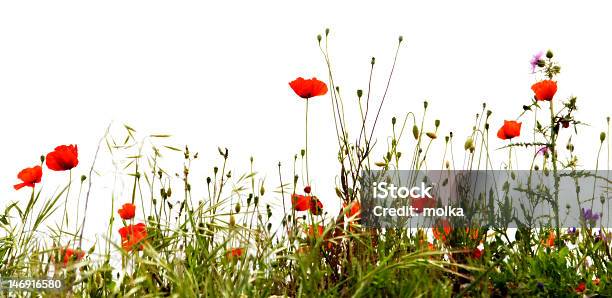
[{"x1": 412, "y1": 125, "x2": 419, "y2": 140}]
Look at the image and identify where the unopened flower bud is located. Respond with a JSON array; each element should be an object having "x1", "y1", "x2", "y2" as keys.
[
  {"x1": 546, "y1": 50, "x2": 553, "y2": 59},
  {"x1": 412, "y1": 125, "x2": 419, "y2": 140},
  {"x1": 464, "y1": 137, "x2": 474, "y2": 151},
  {"x1": 537, "y1": 60, "x2": 545, "y2": 67},
  {"x1": 426, "y1": 132, "x2": 437, "y2": 139},
  {"x1": 235, "y1": 202, "x2": 241, "y2": 213},
  {"x1": 434, "y1": 119, "x2": 440, "y2": 127},
  {"x1": 357, "y1": 89, "x2": 363, "y2": 98},
  {"x1": 601, "y1": 132, "x2": 606, "y2": 142},
  {"x1": 423, "y1": 101, "x2": 429, "y2": 109},
  {"x1": 398, "y1": 35, "x2": 403, "y2": 43},
  {"x1": 304, "y1": 185, "x2": 311, "y2": 194},
  {"x1": 391, "y1": 117, "x2": 396, "y2": 125},
  {"x1": 371, "y1": 57, "x2": 375, "y2": 65},
  {"x1": 317, "y1": 34, "x2": 322, "y2": 43}
]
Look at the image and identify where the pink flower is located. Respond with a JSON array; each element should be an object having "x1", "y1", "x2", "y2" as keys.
[{"x1": 530, "y1": 51, "x2": 544, "y2": 73}]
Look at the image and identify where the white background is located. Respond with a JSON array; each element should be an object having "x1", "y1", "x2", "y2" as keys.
[{"x1": 1, "y1": 1, "x2": 611, "y2": 243}]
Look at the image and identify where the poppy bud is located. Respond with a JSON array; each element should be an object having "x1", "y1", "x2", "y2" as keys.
[
  {"x1": 445, "y1": 136, "x2": 449, "y2": 143},
  {"x1": 426, "y1": 132, "x2": 437, "y2": 139},
  {"x1": 304, "y1": 186, "x2": 311, "y2": 194},
  {"x1": 40, "y1": 155, "x2": 45, "y2": 163},
  {"x1": 335, "y1": 187, "x2": 343, "y2": 198},
  {"x1": 371, "y1": 57, "x2": 375, "y2": 65},
  {"x1": 534, "y1": 165, "x2": 539, "y2": 171},
  {"x1": 206, "y1": 177, "x2": 211, "y2": 184},
  {"x1": 445, "y1": 161, "x2": 450, "y2": 169},
  {"x1": 398, "y1": 35, "x2": 403, "y2": 43},
  {"x1": 423, "y1": 101, "x2": 429, "y2": 109},
  {"x1": 485, "y1": 123, "x2": 489, "y2": 130},
  {"x1": 537, "y1": 60, "x2": 545, "y2": 67},
  {"x1": 391, "y1": 117, "x2": 396, "y2": 125},
  {"x1": 317, "y1": 34, "x2": 322, "y2": 43},
  {"x1": 397, "y1": 152, "x2": 402, "y2": 158},
  {"x1": 357, "y1": 89, "x2": 363, "y2": 98},
  {"x1": 214, "y1": 167, "x2": 218, "y2": 174},
  {"x1": 229, "y1": 215, "x2": 236, "y2": 228},
  {"x1": 235, "y1": 202, "x2": 241, "y2": 213},
  {"x1": 464, "y1": 137, "x2": 474, "y2": 151},
  {"x1": 81, "y1": 175, "x2": 87, "y2": 182},
  {"x1": 325, "y1": 28, "x2": 330, "y2": 36},
  {"x1": 546, "y1": 50, "x2": 553, "y2": 59},
  {"x1": 435, "y1": 119, "x2": 440, "y2": 127},
  {"x1": 300, "y1": 149, "x2": 305, "y2": 157},
  {"x1": 487, "y1": 110, "x2": 492, "y2": 117},
  {"x1": 412, "y1": 125, "x2": 419, "y2": 140},
  {"x1": 601, "y1": 132, "x2": 606, "y2": 142}
]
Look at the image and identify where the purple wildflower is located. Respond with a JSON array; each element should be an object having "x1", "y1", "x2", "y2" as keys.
[
  {"x1": 567, "y1": 227, "x2": 577, "y2": 234},
  {"x1": 581, "y1": 208, "x2": 601, "y2": 226},
  {"x1": 530, "y1": 51, "x2": 544, "y2": 73}
]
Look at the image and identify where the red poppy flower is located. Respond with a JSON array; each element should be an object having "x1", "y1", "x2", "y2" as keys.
[
  {"x1": 289, "y1": 77, "x2": 328, "y2": 99},
  {"x1": 471, "y1": 248, "x2": 483, "y2": 259},
  {"x1": 46, "y1": 145, "x2": 79, "y2": 171},
  {"x1": 561, "y1": 120, "x2": 570, "y2": 128},
  {"x1": 432, "y1": 219, "x2": 451, "y2": 242},
  {"x1": 118, "y1": 203, "x2": 136, "y2": 220},
  {"x1": 13, "y1": 165, "x2": 43, "y2": 190},
  {"x1": 531, "y1": 80, "x2": 557, "y2": 101},
  {"x1": 226, "y1": 247, "x2": 245, "y2": 259},
  {"x1": 292, "y1": 194, "x2": 310, "y2": 211},
  {"x1": 309, "y1": 196, "x2": 324, "y2": 215},
  {"x1": 344, "y1": 201, "x2": 361, "y2": 219},
  {"x1": 119, "y1": 223, "x2": 147, "y2": 251},
  {"x1": 575, "y1": 282, "x2": 586, "y2": 293},
  {"x1": 411, "y1": 196, "x2": 436, "y2": 213},
  {"x1": 545, "y1": 231, "x2": 555, "y2": 247},
  {"x1": 307, "y1": 225, "x2": 324, "y2": 239},
  {"x1": 497, "y1": 120, "x2": 522, "y2": 140},
  {"x1": 60, "y1": 247, "x2": 85, "y2": 267},
  {"x1": 466, "y1": 227, "x2": 480, "y2": 241}
]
